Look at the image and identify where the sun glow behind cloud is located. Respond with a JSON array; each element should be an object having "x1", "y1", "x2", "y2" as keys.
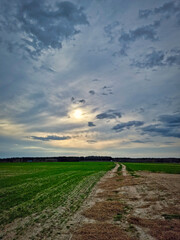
[{"x1": 73, "y1": 109, "x2": 83, "y2": 119}]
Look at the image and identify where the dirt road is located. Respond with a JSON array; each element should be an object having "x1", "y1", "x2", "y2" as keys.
[{"x1": 66, "y1": 163, "x2": 180, "y2": 240}]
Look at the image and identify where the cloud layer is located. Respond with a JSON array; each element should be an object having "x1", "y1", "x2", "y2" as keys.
[
  {"x1": 141, "y1": 114, "x2": 180, "y2": 138},
  {"x1": 31, "y1": 135, "x2": 71, "y2": 141},
  {"x1": 139, "y1": 1, "x2": 180, "y2": 25},
  {"x1": 0, "y1": 0, "x2": 88, "y2": 58},
  {"x1": 0, "y1": 0, "x2": 179, "y2": 158},
  {"x1": 112, "y1": 121, "x2": 144, "y2": 132},
  {"x1": 132, "y1": 49, "x2": 180, "y2": 68},
  {"x1": 96, "y1": 110, "x2": 121, "y2": 119}
]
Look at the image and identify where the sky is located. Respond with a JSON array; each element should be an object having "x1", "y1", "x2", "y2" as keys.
[{"x1": 0, "y1": 0, "x2": 180, "y2": 158}]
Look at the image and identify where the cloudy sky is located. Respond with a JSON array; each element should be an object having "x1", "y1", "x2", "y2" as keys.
[{"x1": 0, "y1": 0, "x2": 180, "y2": 158}]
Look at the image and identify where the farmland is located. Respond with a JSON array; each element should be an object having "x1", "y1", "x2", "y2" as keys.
[
  {"x1": 0, "y1": 162, "x2": 114, "y2": 239},
  {"x1": 0, "y1": 161, "x2": 180, "y2": 240},
  {"x1": 123, "y1": 162, "x2": 180, "y2": 174}
]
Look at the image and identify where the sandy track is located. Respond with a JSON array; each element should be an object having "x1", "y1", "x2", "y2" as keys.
[
  {"x1": 68, "y1": 164, "x2": 180, "y2": 240},
  {"x1": 121, "y1": 164, "x2": 127, "y2": 176}
]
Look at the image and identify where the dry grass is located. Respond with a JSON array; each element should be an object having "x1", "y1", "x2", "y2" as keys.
[
  {"x1": 161, "y1": 206, "x2": 180, "y2": 215},
  {"x1": 72, "y1": 223, "x2": 133, "y2": 240},
  {"x1": 119, "y1": 176, "x2": 142, "y2": 188},
  {"x1": 127, "y1": 197, "x2": 139, "y2": 201},
  {"x1": 144, "y1": 196, "x2": 161, "y2": 202},
  {"x1": 98, "y1": 175, "x2": 142, "y2": 192},
  {"x1": 138, "y1": 203, "x2": 151, "y2": 209},
  {"x1": 98, "y1": 176, "x2": 122, "y2": 190},
  {"x1": 83, "y1": 201, "x2": 124, "y2": 221},
  {"x1": 96, "y1": 190, "x2": 123, "y2": 200},
  {"x1": 129, "y1": 216, "x2": 180, "y2": 240}
]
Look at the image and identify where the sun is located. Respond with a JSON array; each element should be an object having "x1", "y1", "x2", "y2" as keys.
[{"x1": 73, "y1": 109, "x2": 83, "y2": 119}]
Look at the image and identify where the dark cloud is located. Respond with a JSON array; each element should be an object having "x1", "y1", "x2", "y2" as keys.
[
  {"x1": 120, "y1": 21, "x2": 160, "y2": 41},
  {"x1": 141, "y1": 114, "x2": 180, "y2": 138},
  {"x1": 159, "y1": 114, "x2": 180, "y2": 127},
  {"x1": 141, "y1": 125, "x2": 180, "y2": 138},
  {"x1": 89, "y1": 90, "x2": 95, "y2": 95},
  {"x1": 96, "y1": 110, "x2": 121, "y2": 119},
  {"x1": 166, "y1": 53, "x2": 180, "y2": 66},
  {"x1": 118, "y1": 21, "x2": 160, "y2": 55},
  {"x1": 104, "y1": 21, "x2": 120, "y2": 43},
  {"x1": 0, "y1": 0, "x2": 88, "y2": 58},
  {"x1": 31, "y1": 135, "x2": 71, "y2": 141},
  {"x1": 131, "y1": 140, "x2": 144, "y2": 143},
  {"x1": 71, "y1": 98, "x2": 86, "y2": 104},
  {"x1": 139, "y1": 9, "x2": 152, "y2": 19},
  {"x1": 139, "y1": 1, "x2": 180, "y2": 24},
  {"x1": 112, "y1": 121, "x2": 144, "y2": 132},
  {"x1": 102, "y1": 86, "x2": 113, "y2": 95},
  {"x1": 132, "y1": 50, "x2": 164, "y2": 69},
  {"x1": 154, "y1": 1, "x2": 180, "y2": 15},
  {"x1": 78, "y1": 99, "x2": 86, "y2": 104},
  {"x1": 132, "y1": 49, "x2": 180, "y2": 69},
  {"x1": 104, "y1": 19, "x2": 161, "y2": 56},
  {"x1": 131, "y1": 139, "x2": 152, "y2": 143},
  {"x1": 71, "y1": 97, "x2": 75, "y2": 102},
  {"x1": 88, "y1": 122, "x2": 96, "y2": 127}
]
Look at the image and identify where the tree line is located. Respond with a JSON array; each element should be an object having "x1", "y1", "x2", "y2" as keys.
[{"x1": 0, "y1": 156, "x2": 180, "y2": 163}]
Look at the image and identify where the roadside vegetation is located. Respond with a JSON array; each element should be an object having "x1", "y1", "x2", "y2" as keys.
[{"x1": 123, "y1": 162, "x2": 180, "y2": 174}]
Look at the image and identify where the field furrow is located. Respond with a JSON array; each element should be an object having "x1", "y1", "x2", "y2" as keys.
[{"x1": 0, "y1": 162, "x2": 114, "y2": 239}]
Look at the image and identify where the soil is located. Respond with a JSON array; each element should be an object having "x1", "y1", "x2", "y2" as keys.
[{"x1": 69, "y1": 164, "x2": 180, "y2": 240}]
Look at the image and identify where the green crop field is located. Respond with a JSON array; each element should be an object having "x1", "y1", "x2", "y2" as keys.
[
  {"x1": 123, "y1": 162, "x2": 180, "y2": 174},
  {"x1": 0, "y1": 161, "x2": 114, "y2": 237}
]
